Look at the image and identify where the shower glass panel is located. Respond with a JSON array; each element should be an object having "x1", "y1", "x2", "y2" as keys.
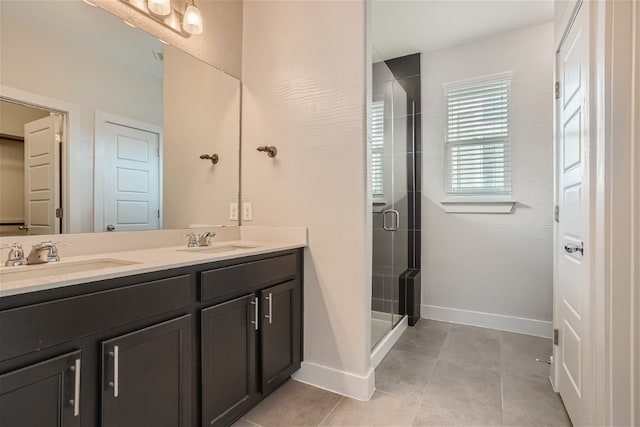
[{"x1": 371, "y1": 48, "x2": 412, "y2": 349}]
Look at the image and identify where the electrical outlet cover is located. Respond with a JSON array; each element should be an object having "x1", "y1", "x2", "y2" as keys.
[
  {"x1": 243, "y1": 202, "x2": 253, "y2": 221},
  {"x1": 229, "y1": 202, "x2": 238, "y2": 220}
]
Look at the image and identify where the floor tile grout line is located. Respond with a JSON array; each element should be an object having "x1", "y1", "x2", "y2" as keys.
[{"x1": 317, "y1": 395, "x2": 344, "y2": 427}]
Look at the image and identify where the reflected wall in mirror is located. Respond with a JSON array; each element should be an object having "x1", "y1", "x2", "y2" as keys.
[{"x1": 0, "y1": 0, "x2": 240, "y2": 237}]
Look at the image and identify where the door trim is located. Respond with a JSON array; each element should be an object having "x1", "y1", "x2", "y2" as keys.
[
  {"x1": 593, "y1": 0, "x2": 639, "y2": 424},
  {"x1": 0, "y1": 85, "x2": 80, "y2": 234},
  {"x1": 94, "y1": 110, "x2": 163, "y2": 233}
]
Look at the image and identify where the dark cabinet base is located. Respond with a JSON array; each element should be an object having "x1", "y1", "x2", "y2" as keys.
[{"x1": 0, "y1": 248, "x2": 303, "y2": 427}]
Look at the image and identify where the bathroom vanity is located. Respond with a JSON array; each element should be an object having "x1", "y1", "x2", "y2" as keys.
[{"x1": 0, "y1": 242, "x2": 303, "y2": 427}]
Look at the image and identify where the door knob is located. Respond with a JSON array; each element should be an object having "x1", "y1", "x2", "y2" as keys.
[
  {"x1": 106, "y1": 224, "x2": 115, "y2": 232},
  {"x1": 564, "y1": 241, "x2": 583, "y2": 255}
]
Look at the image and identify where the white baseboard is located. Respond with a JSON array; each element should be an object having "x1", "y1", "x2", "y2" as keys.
[
  {"x1": 421, "y1": 304, "x2": 552, "y2": 338},
  {"x1": 370, "y1": 316, "x2": 408, "y2": 368},
  {"x1": 292, "y1": 361, "x2": 374, "y2": 401}
]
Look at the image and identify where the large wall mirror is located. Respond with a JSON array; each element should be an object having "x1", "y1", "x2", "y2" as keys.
[{"x1": 0, "y1": 0, "x2": 240, "y2": 236}]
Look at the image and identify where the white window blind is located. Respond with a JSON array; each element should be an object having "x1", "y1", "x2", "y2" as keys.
[
  {"x1": 371, "y1": 100, "x2": 385, "y2": 199},
  {"x1": 445, "y1": 75, "x2": 512, "y2": 195}
]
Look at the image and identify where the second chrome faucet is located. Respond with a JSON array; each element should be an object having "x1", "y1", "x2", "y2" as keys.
[{"x1": 184, "y1": 231, "x2": 216, "y2": 248}]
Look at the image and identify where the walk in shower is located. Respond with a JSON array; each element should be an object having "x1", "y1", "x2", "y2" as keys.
[{"x1": 370, "y1": 48, "x2": 418, "y2": 349}]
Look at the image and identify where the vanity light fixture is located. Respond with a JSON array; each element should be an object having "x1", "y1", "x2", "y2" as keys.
[
  {"x1": 148, "y1": 0, "x2": 171, "y2": 16},
  {"x1": 119, "y1": 0, "x2": 203, "y2": 37},
  {"x1": 182, "y1": 0, "x2": 203, "y2": 35}
]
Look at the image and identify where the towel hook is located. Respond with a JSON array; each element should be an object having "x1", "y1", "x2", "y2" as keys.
[
  {"x1": 257, "y1": 146, "x2": 278, "y2": 158},
  {"x1": 199, "y1": 154, "x2": 219, "y2": 164}
]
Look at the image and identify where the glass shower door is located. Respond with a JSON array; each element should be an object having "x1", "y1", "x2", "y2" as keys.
[{"x1": 371, "y1": 52, "x2": 411, "y2": 349}]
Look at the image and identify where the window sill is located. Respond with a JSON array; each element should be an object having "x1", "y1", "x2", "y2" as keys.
[{"x1": 440, "y1": 196, "x2": 516, "y2": 214}]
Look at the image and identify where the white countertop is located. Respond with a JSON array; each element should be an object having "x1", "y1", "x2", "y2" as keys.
[{"x1": 0, "y1": 240, "x2": 305, "y2": 298}]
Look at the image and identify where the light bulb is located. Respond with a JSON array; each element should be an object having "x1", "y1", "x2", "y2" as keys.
[
  {"x1": 183, "y1": 2, "x2": 203, "y2": 35},
  {"x1": 148, "y1": 0, "x2": 171, "y2": 16}
]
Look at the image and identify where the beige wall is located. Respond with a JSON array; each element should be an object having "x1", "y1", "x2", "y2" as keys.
[
  {"x1": 0, "y1": 101, "x2": 49, "y2": 138},
  {"x1": 421, "y1": 23, "x2": 555, "y2": 323},
  {"x1": 242, "y1": 0, "x2": 371, "y2": 389},
  {"x1": 94, "y1": 0, "x2": 243, "y2": 79},
  {"x1": 163, "y1": 45, "x2": 240, "y2": 227},
  {"x1": 1, "y1": 15, "x2": 163, "y2": 233}
]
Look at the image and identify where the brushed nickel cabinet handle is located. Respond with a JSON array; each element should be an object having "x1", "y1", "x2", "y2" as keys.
[
  {"x1": 73, "y1": 358, "x2": 81, "y2": 416},
  {"x1": 108, "y1": 346, "x2": 119, "y2": 397},
  {"x1": 250, "y1": 297, "x2": 259, "y2": 330},
  {"x1": 69, "y1": 358, "x2": 81, "y2": 416},
  {"x1": 265, "y1": 293, "x2": 273, "y2": 324}
]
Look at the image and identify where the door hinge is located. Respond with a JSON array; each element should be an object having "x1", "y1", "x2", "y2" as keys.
[
  {"x1": 555, "y1": 82, "x2": 560, "y2": 99},
  {"x1": 55, "y1": 132, "x2": 62, "y2": 143},
  {"x1": 553, "y1": 328, "x2": 559, "y2": 346},
  {"x1": 554, "y1": 205, "x2": 559, "y2": 222},
  {"x1": 157, "y1": 209, "x2": 160, "y2": 219},
  {"x1": 55, "y1": 208, "x2": 63, "y2": 218}
]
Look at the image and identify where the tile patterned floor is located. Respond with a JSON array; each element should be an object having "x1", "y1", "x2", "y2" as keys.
[{"x1": 233, "y1": 320, "x2": 572, "y2": 427}]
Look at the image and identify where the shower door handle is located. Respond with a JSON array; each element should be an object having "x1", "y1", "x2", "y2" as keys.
[{"x1": 382, "y1": 209, "x2": 400, "y2": 231}]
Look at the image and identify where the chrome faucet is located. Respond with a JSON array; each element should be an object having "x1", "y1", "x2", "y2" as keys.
[
  {"x1": 27, "y1": 241, "x2": 61, "y2": 265},
  {"x1": 1, "y1": 243, "x2": 28, "y2": 266},
  {"x1": 198, "y1": 231, "x2": 214, "y2": 246},
  {"x1": 184, "y1": 231, "x2": 216, "y2": 248}
]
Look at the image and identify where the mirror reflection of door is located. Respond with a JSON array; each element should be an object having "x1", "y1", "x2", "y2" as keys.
[
  {"x1": 24, "y1": 115, "x2": 62, "y2": 235},
  {"x1": 99, "y1": 119, "x2": 161, "y2": 233},
  {"x1": 0, "y1": 99, "x2": 58, "y2": 237}
]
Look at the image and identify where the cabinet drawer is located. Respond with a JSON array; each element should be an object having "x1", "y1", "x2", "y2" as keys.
[
  {"x1": 200, "y1": 254, "x2": 297, "y2": 303},
  {"x1": 0, "y1": 275, "x2": 191, "y2": 362}
]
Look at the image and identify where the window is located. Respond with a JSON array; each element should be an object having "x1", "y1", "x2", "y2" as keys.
[
  {"x1": 445, "y1": 73, "x2": 512, "y2": 195},
  {"x1": 371, "y1": 100, "x2": 385, "y2": 200}
]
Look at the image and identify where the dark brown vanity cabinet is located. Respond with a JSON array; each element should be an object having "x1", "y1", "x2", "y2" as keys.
[
  {"x1": 0, "y1": 350, "x2": 82, "y2": 427},
  {"x1": 200, "y1": 254, "x2": 302, "y2": 427},
  {"x1": 0, "y1": 248, "x2": 303, "y2": 427},
  {"x1": 101, "y1": 315, "x2": 192, "y2": 427}
]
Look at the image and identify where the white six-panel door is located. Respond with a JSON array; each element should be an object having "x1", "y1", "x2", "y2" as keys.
[
  {"x1": 556, "y1": 3, "x2": 590, "y2": 425},
  {"x1": 23, "y1": 115, "x2": 61, "y2": 235},
  {"x1": 101, "y1": 122, "x2": 160, "y2": 232}
]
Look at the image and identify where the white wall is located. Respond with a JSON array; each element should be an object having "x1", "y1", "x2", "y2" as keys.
[
  {"x1": 0, "y1": 15, "x2": 162, "y2": 233},
  {"x1": 242, "y1": 1, "x2": 372, "y2": 398},
  {"x1": 421, "y1": 23, "x2": 555, "y2": 330},
  {"x1": 94, "y1": 0, "x2": 243, "y2": 79}
]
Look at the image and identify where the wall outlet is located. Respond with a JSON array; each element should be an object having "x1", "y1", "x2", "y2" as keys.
[
  {"x1": 229, "y1": 202, "x2": 238, "y2": 221},
  {"x1": 242, "y1": 202, "x2": 253, "y2": 221}
]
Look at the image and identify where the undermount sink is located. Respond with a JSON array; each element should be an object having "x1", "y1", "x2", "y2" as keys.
[
  {"x1": 177, "y1": 243, "x2": 261, "y2": 254},
  {"x1": 0, "y1": 259, "x2": 139, "y2": 283}
]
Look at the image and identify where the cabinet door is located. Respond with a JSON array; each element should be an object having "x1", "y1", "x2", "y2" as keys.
[
  {"x1": 0, "y1": 350, "x2": 82, "y2": 427},
  {"x1": 260, "y1": 280, "x2": 301, "y2": 394},
  {"x1": 201, "y1": 294, "x2": 258, "y2": 427},
  {"x1": 101, "y1": 315, "x2": 192, "y2": 427}
]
